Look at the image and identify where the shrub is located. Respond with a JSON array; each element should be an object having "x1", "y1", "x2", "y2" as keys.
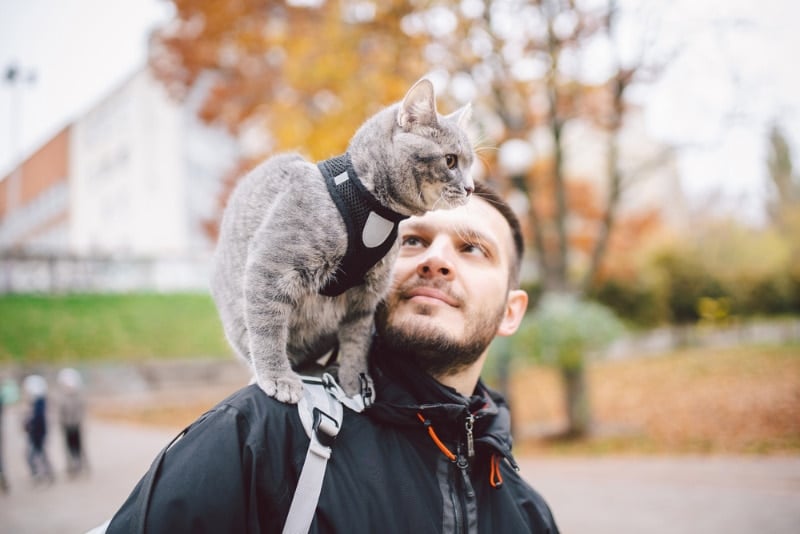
[
  {"x1": 589, "y1": 278, "x2": 665, "y2": 327},
  {"x1": 513, "y1": 293, "x2": 625, "y2": 371}
]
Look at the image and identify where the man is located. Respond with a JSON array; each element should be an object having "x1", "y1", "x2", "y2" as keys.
[{"x1": 105, "y1": 183, "x2": 559, "y2": 533}]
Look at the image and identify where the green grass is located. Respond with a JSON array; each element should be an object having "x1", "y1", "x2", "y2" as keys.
[{"x1": 0, "y1": 293, "x2": 233, "y2": 364}]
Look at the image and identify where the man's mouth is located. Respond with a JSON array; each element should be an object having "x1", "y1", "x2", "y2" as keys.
[{"x1": 404, "y1": 286, "x2": 460, "y2": 307}]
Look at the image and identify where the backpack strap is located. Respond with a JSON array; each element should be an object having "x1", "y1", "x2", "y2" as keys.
[{"x1": 282, "y1": 373, "x2": 374, "y2": 534}]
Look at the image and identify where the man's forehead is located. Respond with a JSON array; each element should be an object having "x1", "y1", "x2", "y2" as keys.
[{"x1": 403, "y1": 199, "x2": 480, "y2": 230}]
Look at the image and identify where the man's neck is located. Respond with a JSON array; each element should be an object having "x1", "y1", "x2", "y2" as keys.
[{"x1": 430, "y1": 352, "x2": 487, "y2": 398}]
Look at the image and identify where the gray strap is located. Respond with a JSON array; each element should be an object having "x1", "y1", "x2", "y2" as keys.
[{"x1": 282, "y1": 375, "x2": 344, "y2": 534}]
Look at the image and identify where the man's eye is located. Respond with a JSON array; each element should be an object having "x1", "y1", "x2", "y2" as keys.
[
  {"x1": 401, "y1": 236, "x2": 424, "y2": 247},
  {"x1": 445, "y1": 154, "x2": 458, "y2": 169},
  {"x1": 462, "y1": 243, "x2": 486, "y2": 256}
]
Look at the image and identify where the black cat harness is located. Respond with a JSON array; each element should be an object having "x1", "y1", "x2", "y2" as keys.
[{"x1": 317, "y1": 153, "x2": 409, "y2": 297}]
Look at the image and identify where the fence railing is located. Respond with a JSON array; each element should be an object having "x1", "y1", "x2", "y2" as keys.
[
  {"x1": 603, "y1": 318, "x2": 800, "y2": 360},
  {"x1": 0, "y1": 253, "x2": 211, "y2": 293}
]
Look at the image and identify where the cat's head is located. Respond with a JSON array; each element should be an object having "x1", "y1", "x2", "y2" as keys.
[{"x1": 351, "y1": 78, "x2": 475, "y2": 216}]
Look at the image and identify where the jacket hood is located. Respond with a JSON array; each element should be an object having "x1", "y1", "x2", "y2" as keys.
[{"x1": 366, "y1": 338, "x2": 516, "y2": 462}]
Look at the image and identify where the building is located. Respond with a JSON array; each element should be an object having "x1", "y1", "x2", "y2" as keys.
[{"x1": 0, "y1": 67, "x2": 238, "y2": 293}]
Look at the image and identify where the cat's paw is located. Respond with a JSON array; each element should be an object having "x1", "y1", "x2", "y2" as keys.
[
  {"x1": 339, "y1": 368, "x2": 371, "y2": 398},
  {"x1": 257, "y1": 373, "x2": 304, "y2": 404}
]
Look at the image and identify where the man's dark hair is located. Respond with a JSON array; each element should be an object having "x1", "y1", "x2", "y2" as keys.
[{"x1": 472, "y1": 181, "x2": 524, "y2": 288}]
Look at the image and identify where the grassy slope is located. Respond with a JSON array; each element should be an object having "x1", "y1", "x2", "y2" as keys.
[{"x1": 0, "y1": 293, "x2": 233, "y2": 364}]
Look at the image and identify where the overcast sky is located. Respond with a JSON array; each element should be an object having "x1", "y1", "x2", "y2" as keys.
[{"x1": 0, "y1": 0, "x2": 797, "y2": 224}]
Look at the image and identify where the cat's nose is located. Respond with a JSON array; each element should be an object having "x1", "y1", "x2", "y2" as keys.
[{"x1": 463, "y1": 176, "x2": 474, "y2": 197}]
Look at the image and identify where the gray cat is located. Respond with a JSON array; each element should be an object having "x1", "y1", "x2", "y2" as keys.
[{"x1": 211, "y1": 78, "x2": 475, "y2": 403}]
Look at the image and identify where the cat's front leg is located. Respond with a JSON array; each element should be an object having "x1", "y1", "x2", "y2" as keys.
[
  {"x1": 336, "y1": 310, "x2": 374, "y2": 397},
  {"x1": 244, "y1": 269, "x2": 305, "y2": 404}
]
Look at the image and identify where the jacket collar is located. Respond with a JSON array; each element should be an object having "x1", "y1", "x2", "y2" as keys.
[{"x1": 366, "y1": 337, "x2": 515, "y2": 460}]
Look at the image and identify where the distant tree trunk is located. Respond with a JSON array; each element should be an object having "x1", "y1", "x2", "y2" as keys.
[
  {"x1": 561, "y1": 364, "x2": 591, "y2": 437},
  {"x1": 493, "y1": 337, "x2": 515, "y2": 437},
  {"x1": 545, "y1": 8, "x2": 570, "y2": 293},
  {"x1": 581, "y1": 123, "x2": 622, "y2": 295},
  {"x1": 581, "y1": 0, "x2": 627, "y2": 295},
  {"x1": 512, "y1": 172, "x2": 551, "y2": 290}
]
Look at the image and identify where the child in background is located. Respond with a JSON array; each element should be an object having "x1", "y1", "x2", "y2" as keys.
[
  {"x1": 22, "y1": 374, "x2": 55, "y2": 485},
  {"x1": 57, "y1": 368, "x2": 87, "y2": 477}
]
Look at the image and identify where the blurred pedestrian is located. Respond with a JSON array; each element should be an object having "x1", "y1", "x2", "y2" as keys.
[
  {"x1": 22, "y1": 374, "x2": 54, "y2": 485},
  {"x1": 57, "y1": 368, "x2": 88, "y2": 477}
]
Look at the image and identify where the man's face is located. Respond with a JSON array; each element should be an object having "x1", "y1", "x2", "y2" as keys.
[{"x1": 376, "y1": 196, "x2": 524, "y2": 376}]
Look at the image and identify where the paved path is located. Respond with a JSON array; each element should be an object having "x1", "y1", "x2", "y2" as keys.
[
  {"x1": 0, "y1": 403, "x2": 176, "y2": 534},
  {"x1": 1, "y1": 402, "x2": 799, "y2": 533},
  {"x1": 518, "y1": 456, "x2": 800, "y2": 534}
]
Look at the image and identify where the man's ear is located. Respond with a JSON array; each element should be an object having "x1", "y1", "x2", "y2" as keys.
[{"x1": 496, "y1": 289, "x2": 528, "y2": 337}]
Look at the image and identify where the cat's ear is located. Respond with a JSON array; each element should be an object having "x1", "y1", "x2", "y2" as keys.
[
  {"x1": 445, "y1": 103, "x2": 472, "y2": 129},
  {"x1": 398, "y1": 78, "x2": 438, "y2": 129}
]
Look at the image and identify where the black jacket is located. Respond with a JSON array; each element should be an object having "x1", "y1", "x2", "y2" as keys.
[{"x1": 107, "y1": 345, "x2": 559, "y2": 533}]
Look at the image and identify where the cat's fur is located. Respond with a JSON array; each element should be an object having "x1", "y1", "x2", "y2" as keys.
[{"x1": 211, "y1": 79, "x2": 475, "y2": 403}]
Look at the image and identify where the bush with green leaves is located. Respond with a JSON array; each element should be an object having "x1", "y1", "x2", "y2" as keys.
[
  {"x1": 511, "y1": 293, "x2": 625, "y2": 437},
  {"x1": 592, "y1": 221, "x2": 799, "y2": 326},
  {"x1": 513, "y1": 293, "x2": 625, "y2": 371}
]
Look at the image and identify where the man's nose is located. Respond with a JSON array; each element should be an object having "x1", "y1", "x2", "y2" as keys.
[{"x1": 416, "y1": 240, "x2": 456, "y2": 280}]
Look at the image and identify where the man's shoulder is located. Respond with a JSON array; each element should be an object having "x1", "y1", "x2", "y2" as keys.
[{"x1": 207, "y1": 383, "x2": 297, "y2": 422}]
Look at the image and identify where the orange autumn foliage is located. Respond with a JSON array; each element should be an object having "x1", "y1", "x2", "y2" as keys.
[
  {"x1": 151, "y1": 0, "x2": 428, "y2": 160},
  {"x1": 514, "y1": 157, "x2": 662, "y2": 283}
]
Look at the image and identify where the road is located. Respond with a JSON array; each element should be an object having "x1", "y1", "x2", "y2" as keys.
[{"x1": 1, "y1": 401, "x2": 799, "y2": 533}]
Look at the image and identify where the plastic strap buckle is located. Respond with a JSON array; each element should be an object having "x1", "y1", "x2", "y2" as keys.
[{"x1": 312, "y1": 407, "x2": 340, "y2": 448}]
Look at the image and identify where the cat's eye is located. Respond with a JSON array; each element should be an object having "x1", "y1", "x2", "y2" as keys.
[{"x1": 445, "y1": 154, "x2": 458, "y2": 169}]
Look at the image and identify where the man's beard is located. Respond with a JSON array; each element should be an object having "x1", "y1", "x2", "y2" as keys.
[{"x1": 375, "y1": 297, "x2": 506, "y2": 378}]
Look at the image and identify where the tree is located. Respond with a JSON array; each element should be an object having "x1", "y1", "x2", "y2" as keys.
[
  {"x1": 150, "y1": 0, "x2": 429, "y2": 157},
  {"x1": 767, "y1": 124, "x2": 800, "y2": 230},
  {"x1": 765, "y1": 123, "x2": 800, "y2": 301}
]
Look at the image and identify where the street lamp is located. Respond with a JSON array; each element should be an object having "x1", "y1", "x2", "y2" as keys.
[{"x1": 2, "y1": 63, "x2": 37, "y2": 249}]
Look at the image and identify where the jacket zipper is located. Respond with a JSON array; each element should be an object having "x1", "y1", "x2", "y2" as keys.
[
  {"x1": 455, "y1": 443, "x2": 474, "y2": 534},
  {"x1": 417, "y1": 410, "x2": 478, "y2": 533},
  {"x1": 454, "y1": 409, "x2": 477, "y2": 534},
  {"x1": 465, "y1": 413, "x2": 475, "y2": 459}
]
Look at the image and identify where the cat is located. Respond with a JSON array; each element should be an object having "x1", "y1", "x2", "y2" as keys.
[{"x1": 211, "y1": 78, "x2": 475, "y2": 403}]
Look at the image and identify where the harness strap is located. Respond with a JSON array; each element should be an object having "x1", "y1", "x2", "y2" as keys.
[
  {"x1": 317, "y1": 153, "x2": 408, "y2": 296},
  {"x1": 282, "y1": 373, "x2": 374, "y2": 534},
  {"x1": 283, "y1": 379, "x2": 342, "y2": 534}
]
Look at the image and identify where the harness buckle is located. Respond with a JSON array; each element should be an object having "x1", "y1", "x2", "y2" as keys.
[{"x1": 312, "y1": 407, "x2": 341, "y2": 447}]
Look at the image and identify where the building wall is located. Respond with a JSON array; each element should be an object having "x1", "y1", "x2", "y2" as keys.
[
  {"x1": 70, "y1": 69, "x2": 187, "y2": 257},
  {"x1": 0, "y1": 128, "x2": 70, "y2": 253},
  {"x1": 1, "y1": 67, "x2": 238, "y2": 293}
]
